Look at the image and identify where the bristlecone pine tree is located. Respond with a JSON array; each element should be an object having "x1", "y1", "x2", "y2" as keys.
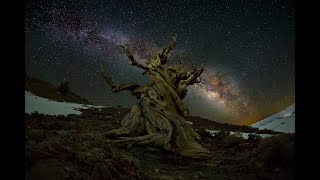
[{"x1": 100, "y1": 37, "x2": 210, "y2": 159}]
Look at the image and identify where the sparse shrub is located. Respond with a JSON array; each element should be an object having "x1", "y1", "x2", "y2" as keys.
[
  {"x1": 241, "y1": 125, "x2": 257, "y2": 133},
  {"x1": 251, "y1": 127, "x2": 260, "y2": 133},
  {"x1": 256, "y1": 128, "x2": 280, "y2": 135},
  {"x1": 30, "y1": 111, "x2": 45, "y2": 119},
  {"x1": 257, "y1": 134, "x2": 295, "y2": 172},
  {"x1": 57, "y1": 81, "x2": 70, "y2": 95},
  {"x1": 223, "y1": 134, "x2": 245, "y2": 146},
  {"x1": 31, "y1": 111, "x2": 39, "y2": 116},
  {"x1": 247, "y1": 134, "x2": 262, "y2": 143},
  {"x1": 214, "y1": 130, "x2": 230, "y2": 140},
  {"x1": 57, "y1": 114, "x2": 66, "y2": 120},
  {"x1": 197, "y1": 128, "x2": 213, "y2": 139}
]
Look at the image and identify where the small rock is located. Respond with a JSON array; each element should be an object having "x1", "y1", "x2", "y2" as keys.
[
  {"x1": 256, "y1": 163, "x2": 263, "y2": 168},
  {"x1": 92, "y1": 164, "x2": 112, "y2": 179},
  {"x1": 57, "y1": 115, "x2": 66, "y2": 119},
  {"x1": 157, "y1": 175, "x2": 175, "y2": 180},
  {"x1": 97, "y1": 153, "x2": 104, "y2": 159},
  {"x1": 197, "y1": 172, "x2": 204, "y2": 178},
  {"x1": 27, "y1": 140, "x2": 36, "y2": 146},
  {"x1": 47, "y1": 144, "x2": 57, "y2": 153},
  {"x1": 127, "y1": 143, "x2": 133, "y2": 150},
  {"x1": 186, "y1": 121, "x2": 193, "y2": 125},
  {"x1": 155, "y1": 169, "x2": 159, "y2": 173},
  {"x1": 73, "y1": 169, "x2": 80, "y2": 176},
  {"x1": 64, "y1": 166, "x2": 71, "y2": 172},
  {"x1": 69, "y1": 129, "x2": 77, "y2": 133},
  {"x1": 145, "y1": 147, "x2": 160, "y2": 152},
  {"x1": 104, "y1": 115, "x2": 113, "y2": 119},
  {"x1": 56, "y1": 130, "x2": 67, "y2": 136},
  {"x1": 93, "y1": 148, "x2": 102, "y2": 151},
  {"x1": 274, "y1": 168, "x2": 280, "y2": 172}
]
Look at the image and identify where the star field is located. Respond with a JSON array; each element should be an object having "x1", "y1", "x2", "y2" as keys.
[{"x1": 25, "y1": 0, "x2": 295, "y2": 125}]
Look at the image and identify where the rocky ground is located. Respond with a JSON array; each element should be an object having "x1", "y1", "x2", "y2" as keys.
[{"x1": 25, "y1": 107, "x2": 295, "y2": 180}]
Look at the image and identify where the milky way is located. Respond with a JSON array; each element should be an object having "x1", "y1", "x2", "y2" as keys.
[{"x1": 25, "y1": 0, "x2": 295, "y2": 125}]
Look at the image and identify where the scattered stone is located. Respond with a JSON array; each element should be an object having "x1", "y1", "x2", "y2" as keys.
[
  {"x1": 127, "y1": 143, "x2": 133, "y2": 150},
  {"x1": 145, "y1": 147, "x2": 160, "y2": 152},
  {"x1": 197, "y1": 172, "x2": 204, "y2": 178},
  {"x1": 28, "y1": 140, "x2": 36, "y2": 146},
  {"x1": 56, "y1": 130, "x2": 67, "y2": 136},
  {"x1": 104, "y1": 115, "x2": 113, "y2": 119},
  {"x1": 92, "y1": 163, "x2": 112, "y2": 180},
  {"x1": 69, "y1": 129, "x2": 77, "y2": 133},
  {"x1": 57, "y1": 115, "x2": 66, "y2": 119},
  {"x1": 64, "y1": 166, "x2": 71, "y2": 172},
  {"x1": 157, "y1": 175, "x2": 175, "y2": 180}
]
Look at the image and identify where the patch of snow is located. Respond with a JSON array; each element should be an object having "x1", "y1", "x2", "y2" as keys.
[
  {"x1": 25, "y1": 91, "x2": 105, "y2": 116},
  {"x1": 205, "y1": 129, "x2": 274, "y2": 139},
  {"x1": 205, "y1": 129, "x2": 220, "y2": 136},
  {"x1": 250, "y1": 103, "x2": 295, "y2": 133},
  {"x1": 229, "y1": 131, "x2": 273, "y2": 139}
]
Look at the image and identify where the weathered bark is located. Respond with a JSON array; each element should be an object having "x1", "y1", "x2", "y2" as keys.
[{"x1": 100, "y1": 37, "x2": 210, "y2": 159}]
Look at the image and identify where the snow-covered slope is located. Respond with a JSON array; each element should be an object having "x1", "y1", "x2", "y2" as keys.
[
  {"x1": 25, "y1": 91, "x2": 104, "y2": 116},
  {"x1": 250, "y1": 103, "x2": 295, "y2": 133}
]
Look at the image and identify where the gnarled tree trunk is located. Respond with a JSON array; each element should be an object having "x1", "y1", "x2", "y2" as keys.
[{"x1": 100, "y1": 37, "x2": 210, "y2": 159}]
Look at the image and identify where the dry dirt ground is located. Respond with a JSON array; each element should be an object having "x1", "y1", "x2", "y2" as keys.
[{"x1": 25, "y1": 107, "x2": 295, "y2": 180}]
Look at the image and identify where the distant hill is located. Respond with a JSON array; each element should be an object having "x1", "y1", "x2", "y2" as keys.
[
  {"x1": 186, "y1": 115, "x2": 280, "y2": 135},
  {"x1": 250, "y1": 103, "x2": 295, "y2": 133},
  {"x1": 25, "y1": 73, "x2": 93, "y2": 105}
]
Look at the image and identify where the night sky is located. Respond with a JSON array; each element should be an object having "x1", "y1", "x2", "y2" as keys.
[{"x1": 25, "y1": 0, "x2": 295, "y2": 125}]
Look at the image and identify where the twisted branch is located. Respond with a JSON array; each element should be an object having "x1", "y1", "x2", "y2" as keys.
[
  {"x1": 121, "y1": 45, "x2": 149, "y2": 72},
  {"x1": 159, "y1": 36, "x2": 177, "y2": 65},
  {"x1": 100, "y1": 63, "x2": 140, "y2": 93}
]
